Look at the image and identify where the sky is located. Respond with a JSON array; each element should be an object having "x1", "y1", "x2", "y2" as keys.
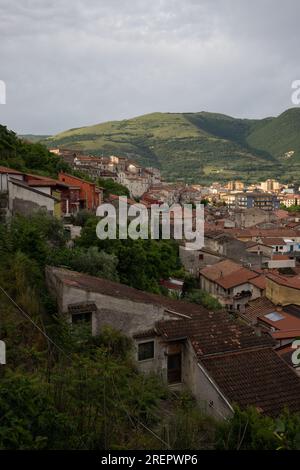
[{"x1": 0, "y1": 0, "x2": 300, "y2": 134}]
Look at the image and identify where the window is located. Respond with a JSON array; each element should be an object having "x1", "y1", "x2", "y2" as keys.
[
  {"x1": 138, "y1": 341, "x2": 154, "y2": 361},
  {"x1": 72, "y1": 312, "x2": 92, "y2": 324}
]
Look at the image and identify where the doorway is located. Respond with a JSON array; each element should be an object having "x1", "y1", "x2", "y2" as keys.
[{"x1": 167, "y1": 353, "x2": 182, "y2": 384}]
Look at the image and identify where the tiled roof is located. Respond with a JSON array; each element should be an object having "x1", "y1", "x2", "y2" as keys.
[
  {"x1": 48, "y1": 267, "x2": 300, "y2": 417},
  {"x1": 249, "y1": 275, "x2": 266, "y2": 290},
  {"x1": 242, "y1": 297, "x2": 275, "y2": 324},
  {"x1": 201, "y1": 348, "x2": 300, "y2": 417},
  {"x1": 267, "y1": 273, "x2": 300, "y2": 290},
  {"x1": 156, "y1": 311, "x2": 272, "y2": 356},
  {"x1": 271, "y1": 329, "x2": 300, "y2": 340},
  {"x1": 46, "y1": 267, "x2": 208, "y2": 318},
  {"x1": 261, "y1": 237, "x2": 286, "y2": 246},
  {"x1": 217, "y1": 268, "x2": 258, "y2": 289},
  {"x1": 259, "y1": 309, "x2": 300, "y2": 332},
  {"x1": 0, "y1": 165, "x2": 23, "y2": 174},
  {"x1": 200, "y1": 260, "x2": 241, "y2": 282},
  {"x1": 200, "y1": 260, "x2": 259, "y2": 289},
  {"x1": 272, "y1": 254, "x2": 290, "y2": 260}
]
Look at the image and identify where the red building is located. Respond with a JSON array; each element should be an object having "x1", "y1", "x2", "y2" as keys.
[
  {"x1": 58, "y1": 173, "x2": 103, "y2": 211},
  {"x1": 24, "y1": 174, "x2": 81, "y2": 215}
]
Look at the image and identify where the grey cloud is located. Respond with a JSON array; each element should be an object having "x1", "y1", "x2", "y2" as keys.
[{"x1": 0, "y1": 0, "x2": 299, "y2": 133}]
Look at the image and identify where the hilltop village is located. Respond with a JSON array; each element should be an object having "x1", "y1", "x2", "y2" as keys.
[{"x1": 2, "y1": 142, "x2": 300, "y2": 428}]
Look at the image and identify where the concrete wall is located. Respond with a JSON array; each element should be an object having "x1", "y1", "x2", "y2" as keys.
[
  {"x1": 46, "y1": 269, "x2": 177, "y2": 338},
  {"x1": 235, "y1": 208, "x2": 272, "y2": 228},
  {"x1": 180, "y1": 246, "x2": 222, "y2": 276},
  {"x1": 0, "y1": 173, "x2": 23, "y2": 192},
  {"x1": 8, "y1": 181, "x2": 55, "y2": 216},
  {"x1": 268, "y1": 259, "x2": 296, "y2": 269},
  {"x1": 266, "y1": 278, "x2": 300, "y2": 306},
  {"x1": 45, "y1": 267, "x2": 236, "y2": 418},
  {"x1": 182, "y1": 340, "x2": 233, "y2": 419}
]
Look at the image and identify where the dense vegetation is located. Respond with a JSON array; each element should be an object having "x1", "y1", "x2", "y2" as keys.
[
  {"x1": 98, "y1": 177, "x2": 130, "y2": 198},
  {"x1": 0, "y1": 212, "x2": 300, "y2": 449},
  {"x1": 43, "y1": 108, "x2": 300, "y2": 184},
  {"x1": 1, "y1": 127, "x2": 300, "y2": 449},
  {"x1": 0, "y1": 125, "x2": 68, "y2": 176}
]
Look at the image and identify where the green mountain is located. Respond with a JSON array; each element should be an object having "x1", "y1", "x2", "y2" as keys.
[
  {"x1": 42, "y1": 108, "x2": 300, "y2": 183},
  {"x1": 19, "y1": 134, "x2": 51, "y2": 143}
]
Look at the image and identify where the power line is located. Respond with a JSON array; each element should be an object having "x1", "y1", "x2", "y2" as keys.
[
  {"x1": 0, "y1": 285, "x2": 71, "y2": 360},
  {"x1": 0, "y1": 284, "x2": 171, "y2": 449}
]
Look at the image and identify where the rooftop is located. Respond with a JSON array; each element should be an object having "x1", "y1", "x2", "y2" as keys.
[{"x1": 201, "y1": 348, "x2": 300, "y2": 417}]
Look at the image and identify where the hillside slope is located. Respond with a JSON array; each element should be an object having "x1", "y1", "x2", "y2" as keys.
[
  {"x1": 44, "y1": 109, "x2": 300, "y2": 183},
  {"x1": 0, "y1": 125, "x2": 67, "y2": 176}
]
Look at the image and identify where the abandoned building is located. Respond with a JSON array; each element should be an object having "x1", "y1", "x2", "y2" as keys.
[{"x1": 46, "y1": 266, "x2": 300, "y2": 419}]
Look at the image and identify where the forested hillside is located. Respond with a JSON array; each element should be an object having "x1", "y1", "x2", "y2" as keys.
[{"x1": 43, "y1": 108, "x2": 300, "y2": 183}]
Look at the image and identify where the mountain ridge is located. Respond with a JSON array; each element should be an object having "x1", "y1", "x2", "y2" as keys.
[{"x1": 39, "y1": 108, "x2": 300, "y2": 183}]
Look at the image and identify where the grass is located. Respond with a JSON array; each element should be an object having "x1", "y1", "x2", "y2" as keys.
[{"x1": 43, "y1": 109, "x2": 300, "y2": 183}]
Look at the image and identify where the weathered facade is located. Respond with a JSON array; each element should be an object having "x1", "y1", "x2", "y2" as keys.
[{"x1": 46, "y1": 266, "x2": 300, "y2": 419}]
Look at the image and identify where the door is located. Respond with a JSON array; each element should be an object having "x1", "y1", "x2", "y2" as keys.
[{"x1": 167, "y1": 353, "x2": 181, "y2": 384}]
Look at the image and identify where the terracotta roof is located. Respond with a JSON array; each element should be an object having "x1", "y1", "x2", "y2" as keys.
[
  {"x1": 133, "y1": 328, "x2": 157, "y2": 339},
  {"x1": 201, "y1": 348, "x2": 300, "y2": 417},
  {"x1": 274, "y1": 209, "x2": 289, "y2": 219},
  {"x1": 258, "y1": 309, "x2": 300, "y2": 332},
  {"x1": 249, "y1": 275, "x2": 266, "y2": 290},
  {"x1": 0, "y1": 166, "x2": 23, "y2": 174},
  {"x1": 8, "y1": 178, "x2": 59, "y2": 201},
  {"x1": 200, "y1": 260, "x2": 259, "y2": 289},
  {"x1": 267, "y1": 273, "x2": 300, "y2": 290},
  {"x1": 217, "y1": 268, "x2": 258, "y2": 289},
  {"x1": 46, "y1": 267, "x2": 208, "y2": 318},
  {"x1": 272, "y1": 254, "x2": 291, "y2": 260},
  {"x1": 261, "y1": 238, "x2": 286, "y2": 246},
  {"x1": 48, "y1": 267, "x2": 300, "y2": 417},
  {"x1": 26, "y1": 176, "x2": 69, "y2": 189},
  {"x1": 242, "y1": 297, "x2": 276, "y2": 324},
  {"x1": 156, "y1": 311, "x2": 272, "y2": 356},
  {"x1": 200, "y1": 260, "x2": 241, "y2": 282},
  {"x1": 271, "y1": 330, "x2": 300, "y2": 340},
  {"x1": 228, "y1": 228, "x2": 299, "y2": 239}
]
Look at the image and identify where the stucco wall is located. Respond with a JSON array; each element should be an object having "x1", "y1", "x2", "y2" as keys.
[
  {"x1": 266, "y1": 278, "x2": 300, "y2": 306},
  {"x1": 46, "y1": 268, "x2": 177, "y2": 337},
  {"x1": 8, "y1": 182, "x2": 54, "y2": 216},
  {"x1": 182, "y1": 340, "x2": 233, "y2": 419}
]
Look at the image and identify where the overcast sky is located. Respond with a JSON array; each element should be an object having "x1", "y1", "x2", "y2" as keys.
[{"x1": 0, "y1": 0, "x2": 300, "y2": 134}]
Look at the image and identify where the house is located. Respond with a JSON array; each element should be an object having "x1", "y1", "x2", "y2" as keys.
[
  {"x1": 266, "y1": 273, "x2": 300, "y2": 306},
  {"x1": 234, "y1": 192, "x2": 280, "y2": 211},
  {"x1": 58, "y1": 173, "x2": 103, "y2": 211},
  {"x1": 260, "y1": 237, "x2": 299, "y2": 254},
  {"x1": 179, "y1": 244, "x2": 223, "y2": 276},
  {"x1": 159, "y1": 278, "x2": 184, "y2": 297},
  {"x1": 234, "y1": 207, "x2": 275, "y2": 228},
  {"x1": 242, "y1": 297, "x2": 300, "y2": 349},
  {"x1": 0, "y1": 167, "x2": 61, "y2": 218},
  {"x1": 7, "y1": 177, "x2": 60, "y2": 217},
  {"x1": 267, "y1": 254, "x2": 296, "y2": 269},
  {"x1": 23, "y1": 174, "x2": 80, "y2": 217},
  {"x1": 204, "y1": 231, "x2": 269, "y2": 268},
  {"x1": 46, "y1": 266, "x2": 300, "y2": 419},
  {"x1": 199, "y1": 259, "x2": 265, "y2": 311}
]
